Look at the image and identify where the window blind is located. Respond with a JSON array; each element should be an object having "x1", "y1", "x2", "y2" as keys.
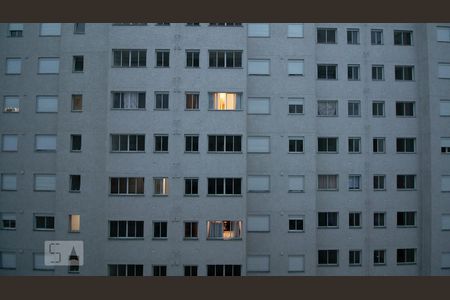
[
  {"x1": 247, "y1": 175, "x2": 270, "y2": 192},
  {"x1": 36, "y1": 135, "x2": 56, "y2": 151},
  {"x1": 38, "y1": 58, "x2": 60, "y2": 74},
  {"x1": 288, "y1": 176, "x2": 304, "y2": 191},
  {"x1": 248, "y1": 59, "x2": 270, "y2": 75},
  {"x1": 248, "y1": 98, "x2": 270, "y2": 114},
  {"x1": 288, "y1": 24, "x2": 304, "y2": 38},
  {"x1": 247, "y1": 255, "x2": 270, "y2": 272},
  {"x1": 2, "y1": 135, "x2": 18, "y2": 151},
  {"x1": 2, "y1": 174, "x2": 17, "y2": 190},
  {"x1": 247, "y1": 136, "x2": 270, "y2": 153},
  {"x1": 288, "y1": 255, "x2": 305, "y2": 272},
  {"x1": 248, "y1": 24, "x2": 270, "y2": 37},
  {"x1": 247, "y1": 215, "x2": 270, "y2": 232},
  {"x1": 36, "y1": 96, "x2": 58, "y2": 112},
  {"x1": 40, "y1": 23, "x2": 61, "y2": 36},
  {"x1": 34, "y1": 174, "x2": 56, "y2": 191}
]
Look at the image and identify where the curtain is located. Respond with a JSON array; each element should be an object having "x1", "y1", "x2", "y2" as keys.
[{"x1": 124, "y1": 92, "x2": 138, "y2": 109}]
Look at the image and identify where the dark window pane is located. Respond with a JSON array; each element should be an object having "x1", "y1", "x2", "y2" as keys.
[
  {"x1": 208, "y1": 178, "x2": 215, "y2": 194},
  {"x1": 118, "y1": 221, "x2": 126, "y2": 237},
  {"x1": 225, "y1": 178, "x2": 233, "y2": 194},
  {"x1": 234, "y1": 178, "x2": 241, "y2": 194},
  {"x1": 136, "y1": 221, "x2": 144, "y2": 237},
  {"x1": 217, "y1": 178, "x2": 224, "y2": 194},
  {"x1": 234, "y1": 136, "x2": 241, "y2": 151}
]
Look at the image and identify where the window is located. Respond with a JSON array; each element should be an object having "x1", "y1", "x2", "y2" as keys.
[
  {"x1": 184, "y1": 221, "x2": 198, "y2": 239},
  {"x1": 248, "y1": 97, "x2": 270, "y2": 114},
  {"x1": 40, "y1": 23, "x2": 61, "y2": 36},
  {"x1": 396, "y1": 101, "x2": 415, "y2": 116},
  {"x1": 207, "y1": 178, "x2": 241, "y2": 195},
  {"x1": 437, "y1": 26, "x2": 450, "y2": 42},
  {"x1": 317, "y1": 28, "x2": 336, "y2": 44},
  {"x1": 154, "y1": 135, "x2": 168, "y2": 152},
  {"x1": 288, "y1": 98, "x2": 304, "y2": 114},
  {"x1": 442, "y1": 253, "x2": 450, "y2": 269},
  {"x1": 373, "y1": 138, "x2": 385, "y2": 153},
  {"x1": 72, "y1": 56, "x2": 84, "y2": 72},
  {"x1": 318, "y1": 250, "x2": 339, "y2": 265},
  {"x1": 2, "y1": 134, "x2": 18, "y2": 151},
  {"x1": 3, "y1": 96, "x2": 19, "y2": 113},
  {"x1": 153, "y1": 221, "x2": 168, "y2": 239},
  {"x1": 349, "y1": 175, "x2": 361, "y2": 190},
  {"x1": 112, "y1": 92, "x2": 146, "y2": 109},
  {"x1": 288, "y1": 216, "x2": 304, "y2": 232},
  {"x1": 247, "y1": 215, "x2": 270, "y2": 232},
  {"x1": 6, "y1": 58, "x2": 21, "y2": 74},
  {"x1": 247, "y1": 175, "x2": 270, "y2": 192},
  {"x1": 185, "y1": 50, "x2": 200, "y2": 68},
  {"x1": 248, "y1": 23, "x2": 270, "y2": 37},
  {"x1": 38, "y1": 58, "x2": 59, "y2": 74},
  {"x1": 438, "y1": 63, "x2": 450, "y2": 79},
  {"x1": 396, "y1": 138, "x2": 416, "y2": 153},
  {"x1": 395, "y1": 65, "x2": 414, "y2": 80},
  {"x1": 184, "y1": 178, "x2": 198, "y2": 195},
  {"x1": 397, "y1": 211, "x2": 416, "y2": 227},
  {"x1": 394, "y1": 30, "x2": 413, "y2": 45},
  {"x1": 287, "y1": 24, "x2": 304, "y2": 38},
  {"x1": 0, "y1": 252, "x2": 16, "y2": 269},
  {"x1": 248, "y1": 59, "x2": 270, "y2": 75},
  {"x1": 74, "y1": 23, "x2": 85, "y2": 34},
  {"x1": 348, "y1": 101, "x2": 360, "y2": 117},
  {"x1": 442, "y1": 214, "x2": 450, "y2": 230},
  {"x1": 317, "y1": 64, "x2": 337, "y2": 80},
  {"x1": 208, "y1": 135, "x2": 241, "y2": 152},
  {"x1": 113, "y1": 49, "x2": 146, "y2": 67},
  {"x1": 69, "y1": 214, "x2": 80, "y2": 232},
  {"x1": 288, "y1": 175, "x2": 305, "y2": 192},
  {"x1": 374, "y1": 212, "x2": 386, "y2": 227},
  {"x1": 289, "y1": 137, "x2": 304, "y2": 153},
  {"x1": 247, "y1": 136, "x2": 270, "y2": 153},
  {"x1": 1, "y1": 213, "x2": 16, "y2": 230},
  {"x1": 34, "y1": 174, "x2": 56, "y2": 191},
  {"x1": 397, "y1": 249, "x2": 416, "y2": 264},
  {"x1": 1, "y1": 174, "x2": 17, "y2": 191},
  {"x1": 318, "y1": 175, "x2": 338, "y2": 190},
  {"x1": 348, "y1": 64, "x2": 360, "y2": 80},
  {"x1": 110, "y1": 177, "x2": 144, "y2": 195},
  {"x1": 247, "y1": 256, "x2": 270, "y2": 273},
  {"x1": 108, "y1": 264, "x2": 143, "y2": 276},
  {"x1": 347, "y1": 29, "x2": 359, "y2": 44},
  {"x1": 71, "y1": 134, "x2": 82, "y2": 151},
  {"x1": 349, "y1": 212, "x2": 361, "y2": 228},
  {"x1": 35, "y1": 134, "x2": 56, "y2": 151},
  {"x1": 371, "y1": 29, "x2": 383, "y2": 45},
  {"x1": 35, "y1": 215, "x2": 55, "y2": 230},
  {"x1": 318, "y1": 137, "x2": 338, "y2": 153},
  {"x1": 153, "y1": 265, "x2": 167, "y2": 276},
  {"x1": 207, "y1": 264, "x2": 241, "y2": 276},
  {"x1": 318, "y1": 212, "x2": 338, "y2": 227},
  {"x1": 373, "y1": 175, "x2": 386, "y2": 190},
  {"x1": 207, "y1": 220, "x2": 242, "y2": 240},
  {"x1": 71, "y1": 94, "x2": 83, "y2": 111},
  {"x1": 111, "y1": 134, "x2": 145, "y2": 152},
  {"x1": 156, "y1": 50, "x2": 169, "y2": 67},
  {"x1": 184, "y1": 266, "x2": 198, "y2": 276},
  {"x1": 109, "y1": 220, "x2": 144, "y2": 238},
  {"x1": 372, "y1": 101, "x2": 385, "y2": 117},
  {"x1": 185, "y1": 135, "x2": 199, "y2": 152},
  {"x1": 317, "y1": 100, "x2": 338, "y2": 116},
  {"x1": 397, "y1": 175, "x2": 416, "y2": 190},
  {"x1": 70, "y1": 175, "x2": 81, "y2": 192},
  {"x1": 374, "y1": 250, "x2": 386, "y2": 265},
  {"x1": 155, "y1": 92, "x2": 169, "y2": 110},
  {"x1": 69, "y1": 254, "x2": 80, "y2": 273},
  {"x1": 209, "y1": 23, "x2": 242, "y2": 27},
  {"x1": 209, "y1": 92, "x2": 242, "y2": 110},
  {"x1": 185, "y1": 93, "x2": 199, "y2": 110},
  {"x1": 288, "y1": 60, "x2": 304, "y2": 76},
  {"x1": 153, "y1": 177, "x2": 169, "y2": 195},
  {"x1": 440, "y1": 100, "x2": 450, "y2": 116},
  {"x1": 288, "y1": 255, "x2": 305, "y2": 272},
  {"x1": 349, "y1": 250, "x2": 361, "y2": 266},
  {"x1": 441, "y1": 176, "x2": 450, "y2": 192},
  {"x1": 372, "y1": 65, "x2": 384, "y2": 80},
  {"x1": 8, "y1": 23, "x2": 23, "y2": 37},
  {"x1": 36, "y1": 96, "x2": 58, "y2": 113},
  {"x1": 348, "y1": 137, "x2": 361, "y2": 153}
]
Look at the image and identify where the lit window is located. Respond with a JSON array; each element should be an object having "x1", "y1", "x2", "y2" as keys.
[
  {"x1": 72, "y1": 56, "x2": 84, "y2": 72},
  {"x1": 69, "y1": 215, "x2": 80, "y2": 232},
  {"x1": 154, "y1": 177, "x2": 169, "y2": 195},
  {"x1": 207, "y1": 220, "x2": 242, "y2": 240},
  {"x1": 209, "y1": 92, "x2": 241, "y2": 110}
]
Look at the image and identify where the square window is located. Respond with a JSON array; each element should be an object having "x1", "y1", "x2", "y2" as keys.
[
  {"x1": 347, "y1": 65, "x2": 360, "y2": 80},
  {"x1": 373, "y1": 138, "x2": 385, "y2": 153},
  {"x1": 371, "y1": 29, "x2": 383, "y2": 45},
  {"x1": 153, "y1": 221, "x2": 168, "y2": 238},
  {"x1": 2, "y1": 134, "x2": 18, "y2": 151},
  {"x1": 394, "y1": 30, "x2": 413, "y2": 46},
  {"x1": 349, "y1": 212, "x2": 361, "y2": 228},
  {"x1": 155, "y1": 92, "x2": 169, "y2": 110},
  {"x1": 186, "y1": 50, "x2": 200, "y2": 68},
  {"x1": 374, "y1": 250, "x2": 386, "y2": 265},
  {"x1": 372, "y1": 65, "x2": 384, "y2": 80},
  {"x1": 154, "y1": 135, "x2": 168, "y2": 152},
  {"x1": 349, "y1": 250, "x2": 362, "y2": 266},
  {"x1": 184, "y1": 265, "x2": 198, "y2": 276},
  {"x1": 347, "y1": 29, "x2": 359, "y2": 44},
  {"x1": 372, "y1": 101, "x2": 385, "y2": 117},
  {"x1": 156, "y1": 50, "x2": 170, "y2": 67},
  {"x1": 348, "y1": 175, "x2": 361, "y2": 190},
  {"x1": 288, "y1": 137, "x2": 304, "y2": 153},
  {"x1": 373, "y1": 175, "x2": 386, "y2": 190},
  {"x1": 74, "y1": 23, "x2": 85, "y2": 34},
  {"x1": 348, "y1": 137, "x2": 361, "y2": 153},
  {"x1": 6, "y1": 58, "x2": 21, "y2": 74},
  {"x1": 184, "y1": 178, "x2": 199, "y2": 195},
  {"x1": 185, "y1": 93, "x2": 199, "y2": 110},
  {"x1": 288, "y1": 216, "x2": 304, "y2": 231},
  {"x1": 374, "y1": 212, "x2": 385, "y2": 227}
]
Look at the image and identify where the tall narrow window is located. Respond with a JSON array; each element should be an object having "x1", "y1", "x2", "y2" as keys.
[
  {"x1": 374, "y1": 250, "x2": 386, "y2": 265},
  {"x1": 348, "y1": 175, "x2": 361, "y2": 190},
  {"x1": 372, "y1": 101, "x2": 385, "y2": 116},
  {"x1": 349, "y1": 212, "x2": 361, "y2": 228},
  {"x1": 186, "y1": 50, "x2": 200, "y2": 68},
  {"x1": 155, "y1": 92, "x2": 169, "y2": 110},
  {"x1": 154, "y1": 135, "x2": 168, "y2": 152},
  {"x1": 71, "y1": 134, "x2": 82, "y2": 152},
  {"x1": 185, "y1": 135, "x2": 199, "y2": 152},
  {"x1": 349, "y1": 250, "x2": 362, "y2": 266},
  {"x1": 373, "y1": 212, "x2": 386, "y2": 227},
  {"x1": 348, "y1": 101, "x2": 360, "y2": 116},
  {"x1": 69, "y1": 215, "x2": 80, "y2": 232},
  {"x1": 156, "y1": 50, "x2": 170, "y2": 67},
  {"x1": 371, "y1": 29, "x2": 383, "y2": 45}
]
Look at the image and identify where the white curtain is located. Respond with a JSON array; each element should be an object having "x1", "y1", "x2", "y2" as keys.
[
  {"x1": 318, "y1": 101, "x2": 337, "y2": 116},
  {"x1": 208, "y1": 221, "x2": 223, "y2": 239},
  {"x1": 124, "y1": 92, "x2": 138, "y2": 109}
]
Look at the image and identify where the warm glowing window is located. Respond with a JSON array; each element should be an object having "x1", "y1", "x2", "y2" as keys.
[
  {"x1": 209, "y1": 92, "x2": 241, "y2": 110},
  {"x1": 207, "y1": 220, "x2": 242, "y2": 240},
  {"x1": 69, "y1": 215, "x2": 80, "y2": 232}
]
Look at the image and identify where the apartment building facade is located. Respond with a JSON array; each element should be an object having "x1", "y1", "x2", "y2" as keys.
[{"x1": 0, "y1": 23, "x2": 449, "y2": 276}]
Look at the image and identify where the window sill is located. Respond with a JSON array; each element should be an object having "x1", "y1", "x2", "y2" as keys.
[
  {"x1": 0, "y1": 228, "x2": 16, "y2": 231},
  {"x1": 184, "y1": 151, "x2": 199, "y2": 154},
  {"x1": 397, "y1": 262, "x2": 416, "y2": 265},
  {"x1": 34, "y1": 228, "x2": 55, "y2": 232},
  {"x1": 69, "y1": 190, "x2": 81, "y2": 193},
  {"x1": 183, "y1": 237, "x2": 199, "y2": 240},
  {"x1": 248, "y1": 190, "x2": 270, "y2": 193},
  {"x1": 397, "y1": 225, "x2": 417, "y2": 228},
  {"x1": 288, "y1": 230, "x2": 304, "y2": 233},
  {"x1": 208, "y1": 67, "x2": 243, "y2": 70},
  {"x1": 247, "y1": 152, "x2": 270, "y2": 154},
  {"x1": 316, "y1": 115, "x2": 338, "y2": 117},
  {"x1": 111, "y1": 66, "x2": 147, "y2": 69},
  {"x1": 111, "y1": 108, "x2": 147, "y2": 111},
  {"x1": 72, "y1": 71, "x2": 84, "y2": 73},
  {"x1": 348, "y1": 189, "x2": 362, "y2": 191},
  {"x1": 288, "y1": 74, "x2": 304, "y2": 77},
  {"x1": 349, "y1": 226, "x2": 362, "y2": 229},
  {"x1": 154, "y1": 109, "x2": 170, "y2": 111},
  {"x1": 207, "y1": 109, "x2": 244, "y2": 112},
  {"x1": 396, "y1": 189, "x2": 417, "y2": 191},
  {"x1": 317, "y1": 189, "x2": 339, "y2": 192},
  {"x1": 348, "y1": 152, "x2": 361, "y2": 154},
  {"x1": 153, "y1": 151, "x2": 169, "y2": 153},
  {"x1": 0, "y1": 189, "x2": 17, "y2": 192},
  {"x1": 184, "y1": 194, "x2": 199, "y2": 197},
  {"x1": 349, "y1": 264, "x2": 362, "y2": 267},
  {"x1": 288, "y1": 190, "x2": 304, "y2": 193},
  {"x1": 185, "y1": 109, "x2": 200, "y2": 111},
  {"x1": 317, "y1": 226, "x2": 339, "y2": 229},
  {"x1": 33, "y1": 190, "x2": 56, "y2": 192},
  {"x1": 185, "y1": 67, "x2": 200, "y2": 69},
  {"x1": 69, "y1": 231, "x2": 80, "y2": 233},
  {"x1": 37, "y1": 73, "x2": 59, "y2": 75},
  {"x1": 3, "y1": 111, "x2": 20, "y2": 113},
  {"x1": 153, "y1": 194, "x2": 169, "y2": 197},
  {"x1": 5, "y1": 73, "x2": 22, "y2": 75},
  {"x1": 35, "y1": 150, "x2": 57, "y2": 153},
  {"x1": 110, "y1": 151, "x2": 146, "y2": 154},
  {"x1": 373, "y1": 226, "x2": 386, "y2": 229},
  {"x1": 373, "y1": 263, "x2": 386, "y2": 266},
  {"x1": 248, "y1": 74, "x2": 270, "y2": 76},
  {"x1": 154, "y1": 66, "x2": 170, "y2": 68},
  {"x1": 71, "y1": 110, "x2": 83, "y2": 112},
  {"x1": 373, "y1": 189, "x2": 386, "y2": 191},
  {"x1": 70, "y1": 150, "x2": 82, "y2": 153},
  {"x1": 152, "y1": 237, "x2": 168, "y2": 240},
  {"x1": 317, "y1": 264, "x2": 339, "y2": 267}
]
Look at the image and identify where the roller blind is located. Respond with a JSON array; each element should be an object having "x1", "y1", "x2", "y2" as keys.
[
  {"x1": 247, "y1": 136, "x2": 270, "y2": 153},
  {"x1": 2, "y1": 174, "x2": 17, "y2": 190},
  {"x1": 36, "y1": 135, "x2": 56, "y2": 151},
  {"x1": 6, "y1": 58, "x2": 21, "y2": 74},
  {"x1": 4, "y1": 96, "x2": 19, "y2": 112},
  {"x1": 8, "y1": 23, "x2": 23, "y2": 31},
  {"x1": 40, "y1": 23, "x2": 61, "y2": 36},
  {"x1": 440, "y1": 101, "x2": 450, "y2": 116},
  {"x1": 288, "y1": 24, "x2": 304, "y2": 38},
  {"x1": 442, "y1": 253, "x2": 450, "y2": 268},
  {"x1": 247, "y1": 255, "x2": 270, "y2": 272},
  {"x1": 248, "y1": 24, "x2": 270, "y2": 37},
  {"x1": 36, "y1": 96, "x2": 58, "y2": 112},
  {"x1": 38, "y1": 58, "x2": 60, "y2": 74},
  {"x1": 248, "y1": 98, "x2": 270, "y2": 114},
  {"x1": 288, "y1": 60, "x2": 304, "y2": 75},
  {"x1": 441, "y1": 176, "x2": 450, "y2": 191},
  {"x1": 288, "y1": 176, "x2": 304, "y2": 192},
  {"x1": 2, "y1": 135, "x2": 18, "y2": 151},
  {"x1": 442, "y1": 214, "x2": 450, "y2": 230},
  {"x1": 248, "y1": 175, "x2": 270, "y2": 192},
  {"x1": 288, "y1": 255, "x2": 305, "y2": 272},
  {"x1": 0, "y1": 252, "x2": 16, "y2": 269},
  {"x1": 438, "y1": 64, "x2": 450, "y2": 78},
  {"x1": 247, "y1": 215, "x2": 270, "y2": 232},
  {"x1": 437, "y1": 27, "x2": 450, "y2": 42},
  {"x1": 289, "y1": 98, "x2": 304, "y2": 105},
  {"x1": 1, "y1": 213, "x2": 16, "y2": 221},
  {"x1": 34, "y1": 174, "x2": 56, "y2": 191},
  {"x1": 248, "y1": 59, "x2": 270, "y2": 75},
  {"x1": 441, "y1": 138, "x2": 450, "y2": 147}
]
